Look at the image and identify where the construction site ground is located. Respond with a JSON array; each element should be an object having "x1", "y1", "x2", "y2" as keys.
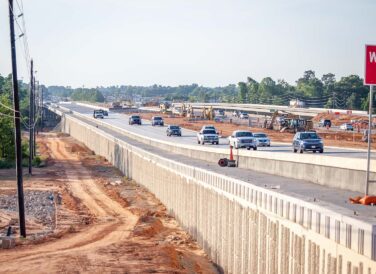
[
  {"x1": 136, "y1": 112, "x2": 376, "y2": 150},
  {"x1": 0, "y1": 133, "x2": 218, "y2": 273}
]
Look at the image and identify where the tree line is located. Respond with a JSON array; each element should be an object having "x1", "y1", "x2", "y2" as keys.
[
  {"x1": 46, "y1": 70, "x2": 372, "y2": 110},
  {"x1": 0, "y1": 74, "x2": 30, "y2": 166},
  {"x1": 238, "y1": 71, "x2": 371, "y2": 110}
]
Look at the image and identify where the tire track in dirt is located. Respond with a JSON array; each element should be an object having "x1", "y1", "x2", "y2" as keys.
[{"x1": 0, "y1": 138, "x2": 138, "y2": 273}]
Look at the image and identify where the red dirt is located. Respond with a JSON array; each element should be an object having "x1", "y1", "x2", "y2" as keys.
[{"x1": 0, "y1": 133, "x2": 218, "y2": 273}]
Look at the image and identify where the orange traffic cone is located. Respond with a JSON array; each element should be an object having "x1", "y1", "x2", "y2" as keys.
[{"x1": 230, "y1": 145, "x2": 234, "y2": 161}]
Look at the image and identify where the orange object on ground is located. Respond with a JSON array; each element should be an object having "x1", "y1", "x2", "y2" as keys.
[
  {"x1": 229, "y1": 145, "x2": 234, "y2": 161},
  {"x1": 349, "y1": 195, "x2": 376, "y2": 205}
]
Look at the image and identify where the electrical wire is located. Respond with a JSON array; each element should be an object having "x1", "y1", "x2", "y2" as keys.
[{"x1": 0, "y1": 101, "x2": 19, "y2": 113}]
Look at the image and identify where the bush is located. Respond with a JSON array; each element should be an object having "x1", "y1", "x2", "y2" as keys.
[
  {"x1": 32, "y1": 156, "x2": 42, "y2": 167},
  {"x1": 0, "y1": 159, "x2": 14, "y2": 169}
]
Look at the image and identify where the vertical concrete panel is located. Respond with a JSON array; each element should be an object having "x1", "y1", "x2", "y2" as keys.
[{"x1": 59, "y1": 116, "x2": 376, "y2": 274}]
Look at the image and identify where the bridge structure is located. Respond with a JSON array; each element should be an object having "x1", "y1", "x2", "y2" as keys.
[
  {"x1": 45, "y1": 102, "x2": 376, "y2": 274},
  {"x1": 171, "y1": 102, "x2": 368, "y2": 118}
]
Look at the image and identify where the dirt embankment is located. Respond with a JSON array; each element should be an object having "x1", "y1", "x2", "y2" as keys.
[
  {"x1": 0, "y1": 133, "x2": 218, "y2": 273},
  {"x1": 136, "y1": 112, "x2": 376, "y2": 149}
]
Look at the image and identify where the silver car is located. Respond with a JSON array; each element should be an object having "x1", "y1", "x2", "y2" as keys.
[{"x1": 253, "y1": 133, "x2": 271, "y2": 147}]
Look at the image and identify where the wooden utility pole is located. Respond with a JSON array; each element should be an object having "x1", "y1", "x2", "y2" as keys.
[
  {"x1": 28, "y1": 60, "x2": 34, "y2": 174},
  {"x1": 9, "y1": 0, "x2": 26, "y2": 237},
  {"x1": 33, "y1": 77, "x2": 36, "y2": 156}
]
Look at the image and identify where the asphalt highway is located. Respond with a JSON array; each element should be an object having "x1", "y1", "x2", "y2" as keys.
[{"x1": 58, "y1": 103, "x2": 375, "y2": 159}]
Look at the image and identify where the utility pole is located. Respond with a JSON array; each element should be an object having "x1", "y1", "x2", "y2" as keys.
[
  {"x1": 9, "y1": 0, "x2": 26, "y2": 238},
  {"x1": 40, "y1": 85, "x2": 43, "y2": 130},
  {"x1": 33, "y1": 77, "x2": 36, "y2": 156},
  {"x1": 365, "y1": 85, "x2": 373, "y2": 196},
  {"x1": 28, "y1": 60, "x2": 34, "y2": 174}
]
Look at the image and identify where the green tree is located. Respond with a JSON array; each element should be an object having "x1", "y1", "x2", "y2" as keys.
[
  {"x1": 247, "y1": 77, "x2": 259, "y2": 103},
  {"x1": 296, "y1": 70, "x2": 324, "y2": 98},
  {"x1": 334, "y1": 75, "x2": 368, "y2": 110},
  {"x1": 258, "y1": 77, "x2": 276, "y2": 104},
  {"x1": 322, "y1": 73, "x2": 336, "y2": 108},
  {"x1": 238, "y1": 82, "x2": 247, "y2": 103}
]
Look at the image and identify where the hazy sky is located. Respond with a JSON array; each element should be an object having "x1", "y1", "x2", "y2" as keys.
[{"x1": 0, "y1": 0, "x2": 375, "y2": 88}]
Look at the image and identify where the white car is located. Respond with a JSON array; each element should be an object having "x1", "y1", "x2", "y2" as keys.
[
  {"x1": 253, "y1": 132, "x2": 271, "y2": 147},
  {"x1": 340, "y1": 123, "x2": 353, "y2": 131},
  {"x1": 197, "y1": 129, "x2": 219, "y2": 145},
  {"x1": 239, "y1": 112, "x2": 249, "y2": 119},
  {"x1": 228, "y1": 130, "x2": 257, "y2": 150},
  {"x1": 200, "y1": 125, "x2": 218, "y2": 134}
]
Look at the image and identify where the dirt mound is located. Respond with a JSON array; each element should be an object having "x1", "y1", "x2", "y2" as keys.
[
  {"x1": 133, "y1": 215, "x2": 164, "y2": 237},
  {"x1": 313, "y1": 112, "x2": 366, "y2": 126}
]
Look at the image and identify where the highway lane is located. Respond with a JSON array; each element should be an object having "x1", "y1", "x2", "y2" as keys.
[{"x1": 58, "y1": 102, "x2": 375, "y2": 159}]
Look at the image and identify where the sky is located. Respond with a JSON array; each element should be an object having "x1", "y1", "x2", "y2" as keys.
[{"x1": 0, "y1": 0, "x2": 375, "y2": 88}]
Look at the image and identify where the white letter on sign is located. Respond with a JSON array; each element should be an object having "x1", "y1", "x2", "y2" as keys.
[{"x1": 370, "y1": 52, "x2": 376, "y2": 63}]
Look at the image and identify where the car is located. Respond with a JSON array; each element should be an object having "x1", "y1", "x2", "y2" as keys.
[
  {"x1": 129, "y1": 115, "x2": 141, "y2": 125},
  {"x1": 102, "y1": 110, "x2": 108, "y2": 116},
  {"x1": 214, "y1": 115, "x2": 225, "y2": 123},
  {"x1": 319, "y1": 119, "x2": 331, "y2": 128},
  {"x1": 239, "y1": 112, "x2": 249, "y2": 119},
  {"x1": 200, "y1": 125, "x2": 218, "y2": 134},
  {"x1": 253, "y1": 132, "x2": 271, "y2": 147},
  {"x1": 218, "y1": 109, "x2": 225, "y2": 116},
  {"x1": 166, "y1": 125, "x2": 182, "y2": 136},
  {"x1": 340, "y1": 123, "x2": 354, "y2": 131},
  {"x1": 93, "y1": 109, "x2": 104, "y2": 119},
  {"x1": 151, "y1": 116, "x2": 164, "y2": 126},
  {"x1": 228, "y1": 130, "x2": 257, "y2": 150},
  {"x1": 197, "y1": 129, "x2": 219, "y2": 145},
  {"x1": 292, "y1": 131, "x2": 323, "y2": 153}
]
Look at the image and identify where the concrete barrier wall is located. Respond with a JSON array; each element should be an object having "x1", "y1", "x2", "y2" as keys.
[
  {"x1": 61, "y1": 114, "x2": 376, "y2": 273},
  {"x1": 59, "y1": 106, "x2": 376, "y2": 195}
]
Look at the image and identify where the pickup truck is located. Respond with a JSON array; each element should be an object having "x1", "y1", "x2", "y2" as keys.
[
  {"x1": 93, "y1": 110, "x2": 104, "y2": 119},
  {"x1": 228, "y1": 130, "x2": 257, "y2": 150},
  {"x1": 197, "y1": 129, "x2": 219, "y2": 145}
]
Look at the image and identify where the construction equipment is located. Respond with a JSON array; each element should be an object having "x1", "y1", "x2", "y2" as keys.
[
  {"x1": 268, "y1": 110, "x2": 312, "y2": 133},
  {"x1": 186, "y1": 104, "x2": 194, "y2": 118},
  {"x1": 268, "y1": 111, "x2": 280, "y2": 129},
  {"x1": 202, "y1": 106, "x2": 215, "y2": 120},
  {"x1": 159, "y1": 102, "x2": 171, "y2": 114},
  {"x1": 171, "y1": 103, "x2": 187, "y2": 117},
  {"x1": 279, "y1": 118, "x2": 313, "y2": 133}
]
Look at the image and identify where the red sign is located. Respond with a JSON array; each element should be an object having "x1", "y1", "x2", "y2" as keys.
[{"x1": 365, "y1": 45, "x2": 376, "y2": 85}]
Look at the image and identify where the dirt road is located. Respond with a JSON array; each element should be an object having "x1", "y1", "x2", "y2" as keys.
[{"x1": 0, "y1": 135, "x2": 217, "y2": 273}]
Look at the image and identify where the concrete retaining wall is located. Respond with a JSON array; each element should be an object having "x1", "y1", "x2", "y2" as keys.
[{"x1": 61, "y1": 114, "x2": 376, "y2": 274}]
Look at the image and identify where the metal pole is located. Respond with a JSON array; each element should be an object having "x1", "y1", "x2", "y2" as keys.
[
  {"x1": 33, "y1": 77, "x2": 36, "y2": 156},
  {"x1": 365, "y1": 85, "x2": 373, "y2": 196},
  {"x1": 9, "y1": 0, "x2": 26, "y2": 237},
  {"x1": 28, "y1": 60, "x2": 33, "y2": 174},
  {"x1": 40, "y1": 86, "x2": 43, "y2": 130}
]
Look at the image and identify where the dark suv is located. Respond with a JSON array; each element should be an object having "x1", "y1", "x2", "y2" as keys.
[
  {"x1": 319, "y1": 119, "x2": 331, "y2": 128},
  {"x1": 166, "y1": 125, "x2": 181, "y2": 136},
  {"x1": 129, "y1": 115, "x2": 141, "y2": 125},
  {"x1": 293, "y1": 132, "x2": 323, "y2": 153},
  {"x1": 151, "y1": 116, "x2": 164, "y2": 126}
]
